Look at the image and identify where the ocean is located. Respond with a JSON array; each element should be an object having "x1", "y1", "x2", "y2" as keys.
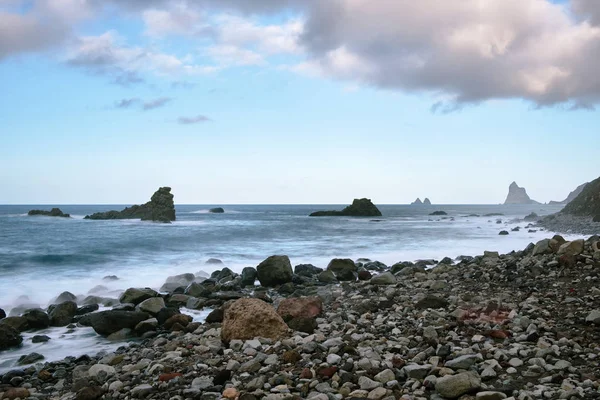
[{"x1": 0, "y1": 203, "x2": 574, "y2": 369}]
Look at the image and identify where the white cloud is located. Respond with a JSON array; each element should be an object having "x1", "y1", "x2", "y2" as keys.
[
  {"x1": 206, "y1": 44, "x2": 265, "y2": 66},
  {"x1": 142, "y1": 5, "x2": 204, "y2": 37}
]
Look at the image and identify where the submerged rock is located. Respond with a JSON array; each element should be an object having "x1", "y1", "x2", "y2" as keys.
[
  {"x1": 84, "y1": 187, "x2": 175, "y2": 223},
  {"x1": 429, "y1": 210, "x2": 447, "y2": 216},
  {"x1": 79, "y1": 311, "x2": 150, "y2": 336},
  {"x1": 209, "y1": 207, "x2": 225, "y2": 213},
  {"x1": 309, "y1": 198, "x2": 382, "y2": 217},
  {"x1": 28, "y1": 208, "x2": 70, "y2": 217}
]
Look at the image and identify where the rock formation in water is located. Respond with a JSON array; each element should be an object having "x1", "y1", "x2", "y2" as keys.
[
  {"x1": 503, "y1": 182, "x2": 540, "y2": 205},
  {"x1": 209, "y1": 207, "x2": 225, "y2": 213},
  {"x1": 429, "y1": 211, "x2": 447, "y2": 216},
  {"x1": 309, "y1": 198, "x2": 382, "y2": 217},
  {"x1": 423, "y1": 198, "x2": 432, "y2": 205},
  {"x1": 411, "y1": 198, "x2": 423, "y2": 205},
  {"x1": 28, "y1": 208, "x2": 70, "y2": 218},
  {"x1": 84, "y1": 187, "x2": 176, "y2": 223},
  {"x1": 560, "y1": 176, "x2": 600, "y2": 218},
  {"x1": 549, "y1": 182, "x2": 588, "y2": 205}
]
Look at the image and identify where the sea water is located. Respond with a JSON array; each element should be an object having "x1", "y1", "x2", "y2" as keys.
[{"x1": 0, "y1": 203, "x2": 576, "y2": 369}]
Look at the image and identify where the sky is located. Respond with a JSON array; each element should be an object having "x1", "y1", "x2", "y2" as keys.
[{"x1": 1, "y1": 0, "x2": 599, "y2": 204}]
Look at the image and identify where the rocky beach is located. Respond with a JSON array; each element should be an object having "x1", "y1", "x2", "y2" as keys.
[{"x1": 1, "y1": 234, "x2": 599, "y2": 400}]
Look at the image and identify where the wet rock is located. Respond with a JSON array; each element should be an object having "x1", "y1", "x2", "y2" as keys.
[
  {"x1": 185, "y1": 282, "x2": 211, "y2": 298},
  {"x1": 18, "y1": 352, "x2": 44, "y2": 365},
  {"x1": 49, "y1": 301, "x2": 78, "y2": 326},
  {"x1": 241, "y1": 267, "x2": 258, "y2": 286},
  {"x1": 370, "y1": 271, "x2": 397, "y2": 285},
  {"x1": 294, "y1": 264, "x2": 323, "y2": 277},
  {"x1": 0, "y1": 316, "x2": 28, "y2": 332},
  {"x1": 119, "y1": 288, "x2": 159, "y2": 305},
  {"x1": 256, "y1": 255, "x2": 293, "y2": 287},
  {"x1": 318, "y1": 270, "x2": 337, "y2": 283},
  {"x1": 137, "y1": 297, "x2": 165, "y2": 315},
  {"x1": 52, "y1": 291, "x2": 77, "y2": 304},
  {"x1": 327, "y1": 258, "x2": 357, "y2": 281},
  {"x1": 31, "y1": 334, "x2": 50, "y2": 343},
  {"x1": 79, "y1": 310, "x2": 150, "y2": 336},
  {"x1": 22, "y1": 309, "x2": 50, "y2": 329},
  {"x1": 221, "y1": 298, "x2": 288, "y2": 341}
]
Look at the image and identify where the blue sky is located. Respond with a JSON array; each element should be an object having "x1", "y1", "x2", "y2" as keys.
[{"x1": 1, "y1": 0, "x2": 599, "y2": 204}]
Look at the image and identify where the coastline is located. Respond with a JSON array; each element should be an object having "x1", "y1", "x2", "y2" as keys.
[{"x1": 1, "y1": 235, "x2": 599, "y2": 400}]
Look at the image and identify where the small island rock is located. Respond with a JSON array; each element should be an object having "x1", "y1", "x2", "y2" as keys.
[{"x1": 309, "y1": 198, "x2": 382, "y2": 217}]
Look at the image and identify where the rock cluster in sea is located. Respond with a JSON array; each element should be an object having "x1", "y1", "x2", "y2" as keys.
[
  {"x1": 503, "y1": 182, "x2": 540, "y2": 205},
  {"x1": 411, "y1": 198, "x2": 432, "y2": 206},
  {"x1": 309, "y1": 199, "x2": 382, "y2": 217},
  {"x1": 27, "y1": 208, "x2": 70, "y2": 218},
  {"x1": 1, "y1": 235, "x2": 600, "y2": 400},
  {"x1": 84, "y1": 187, "x2": 176, "y2": 223}
]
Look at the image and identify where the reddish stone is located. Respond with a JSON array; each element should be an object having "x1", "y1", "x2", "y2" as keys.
[
  {"x1": 358, "y1": 270, "x2": 373, "y2": 281},
  {"x1": 300, "y1": 368, "x2": 313, "y2": 379},
  {"x1": 277, "y1": 296, "x2": 323, "y2": 319},
  {"x1": 3, "y1": 388, "x2": 30, "y2": 400},
  {"x1": 159, "y1": 372, "x2": 183, "y2": 382},
  {"x1": 485, "y1": 329, "x2": 510, "y2": 339},
  {"x1": 317, "y1": 366, "x2": 337, "y2": 379},
  {"x1": 164, "y1": 314, "x2": 192, "y2": 330},
  {"x1": 392, "y1": 357, "x2": 406, "y2": 368}
]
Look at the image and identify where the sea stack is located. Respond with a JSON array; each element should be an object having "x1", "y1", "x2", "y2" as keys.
[
  {"x1": 503, "y1": 182, "x2": 540, "y2": 205},
  {"x1": 309, "y1": 199, "x2": 382, "y2": 217},
  {"x1": 411, "y1": 198, "x2": 423, "y2": 205},
  {"x1": 423, "y1": 198, "x2": 432, "y2": 205},
  {"x1": 84, "y1": 187, "x2": 176, "y2": 223}
]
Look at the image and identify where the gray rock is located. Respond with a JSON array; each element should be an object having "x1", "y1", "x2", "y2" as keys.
[
  {"x1": 435, "y1": 372, "x2": 481, "y2": 398},
  {"x1": 137, "y1": 297, "x2": 165, "y2": 315},
  {"x1": 119, "y1": 288, "x2": 159, "y2": 305},
  {"x1": 256, "y1": 255, "x2": 293, "y2": 287},
  {"x1": 586, "y1": 309, "x2": 600, "y2": 324},
  {"x1": 403, "y1": 364, "x2": 433, "y2": 380},
  {"x1": 370, "y1": 272, "x2": 397, "y2": 285},
  {"x1": 359, "y1": 376, "x2": 382, "y2": 390},
  {"x1": 131, "y1": 383, "x2": 154, "y2": 398},
  {"x1": 49, "y1": 301, "x2": 77, "y2": 326},
  {"x1": 444, "y1": 354, "x2": 482, "y2": 370}
]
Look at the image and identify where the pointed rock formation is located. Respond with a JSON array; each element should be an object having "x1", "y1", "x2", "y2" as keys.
[
  {"x1": 423, "y1": 198, "x2": 432, "y2": 205},
  {"x1": 549, "y1": 182, "x2": 588, "y2": 205},
  {"x1": 411, "y1": 198, "x2": 423, "y2": 205},
  {"x1": 309, "y1": 199, "x2": 382, "y2": 217},
  {"x1": 84, "y1": 187, "x2": 176, "y2": 223},
  {"x1": 503, "y1": 182, "x2": 540, "y2": 205}
]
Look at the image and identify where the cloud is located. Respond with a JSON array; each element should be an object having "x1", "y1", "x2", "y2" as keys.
[
  {"x1": 142, "y1": 5, "x2": 206, "y2": 37},
  {"x1": 178, "y1": 115, "x2": 211, "y2": 124},
  {"x1": 65, "y1": 31, "x2": 219, "y2": 81},
  {"x1": 292, "y1": 0, "x2": 600, "y2": 107},
  {"x1": 115, "y1": 98, "x2": 140, "y2": 108},
  {"x1": 206, "y1": 44, "x2": 266, "y2": 66},
  {"x1": 143, "y1": 97, "x2": 171, "y2": 110}
]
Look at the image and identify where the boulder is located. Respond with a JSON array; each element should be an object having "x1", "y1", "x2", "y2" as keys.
[
  {"x1": 370, "y1": 272, "x2": 397, "y2": 285},
  {"x1": 22, "y1": 309, "x2": 50, "y2": 329},
  {"x1": 524, "y1": 212, "x2": 539, "y2": 221},
  {"x1": 286, "y1": 317, "x2": 317, "y2": 334},
  {"x1": 53, "y1": 291, "x2": 77, "y2": 304},
  {"x1": 137, "y1": 297, "x2": 165, "y2": 315},
  {"x1": 0, "y1": 316, "x2": 28, "y2": 331},
  {"x1": 429, "y1": 211, "x2": 447, "y2": 216},
  {"x1": 532, "y1": 239, "x2": 552, "y2": 256},
  {"x1": 134, "y1": 318, "x2": 159, "y2": 335},
  {"x1": 119, "y1": 288, "x2": 159, "y2": 305},
  {"x1": 294, "y1": 264, "x2": 323, "y2": 277},
  {"x1": 0, "y1": 324, "x2": 23, "y2": 350},
  {"x1": 49, "y1": 301, "x2": 78, "y2": 326},
  {"x1": 0, "y1": 308, "x2": 5, "y2": 319},
  {"x1": 221, "y1": 298, "x2": 289, "y2": 342},
  {"x1": 327, "y1": 258, "x2": 357, "y2": 281},
  {"x1": 84, "y1": 187, "x2": 176, "y2": 223},
  {"x1": 184, "y1": 282, "x2": 211, "y2": 298},
  {"x1": 209, "y1": 207, "x2": 225, "y2": 213},
  {"x1": 256, "y1": 255, "x2": 293, "y2": 287},
  {"x1": 498, "y1": 230, "x2": 509, "y2": 235},
  {"x1": 309, "y1": 198, "x2": 382, "y2": 217},
  {"x1": 277, "y1": 297, "x2": 323, "y2": 320},
  {"x1": 79, "y1": 311, "x2": 150, "y2": 336},
  {"x1": 318, "y1": 270, "x2": 337, "y2": 283},
  {"x1": 160, "y1": 273, "x2": 195, "y2": 293},
  {"x1": 435, "y1": 372, "x2": 481, "y2": 398},
  {"x1": 557, "y1": 239, "x2": 585, "y2": 256},
  {"x1": 28, "y1": 208, "x2": 70, "y2": 217},
  {"x1": 240, "y1": 267, "x2": 258, "y2": 286}
]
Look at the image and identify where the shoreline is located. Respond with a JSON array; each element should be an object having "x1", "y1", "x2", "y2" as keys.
[{"x1": 0, "y1": 235, "x2": 599, "y2": 399}]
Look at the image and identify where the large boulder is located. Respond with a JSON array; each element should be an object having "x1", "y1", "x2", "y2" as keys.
[
  {"x1": 119, "y1": 288, "x2": 159, "y2": 305},
  {"x1": 309, "y1": 198, "x2": 382, "y2": 217},
  {"x1": 22, "y1": 309, "x2": 50, "y2": 329},
  {"x1": 0, "y1": 308, "x2": 5, "y2": 320},
  {"x1": 435, "y1": 372, "x2": 481, "y2": 398},
  {"x1": 53, "y1": 291, "x2": 77, "y2": 304},
  {"x1": 137, "y1": 297, "x2": 165, "y2": 315},
  {"x1": 532, "y1": 239, "x2": 552, "y2": 256},
  {"x1": 557, "y1": 239, "x2": 585, "y2": 256},
  {"x1": 84, "y1": 187, "x2": 176, "y2": 223},
  {"x1": 49, "y1": 301, "x2": 78, "y2": 326},
  {"x1": 370, "y1": 272, "x2": 397, "y2": 285},
  {"x1": 294, "y1": 264, "x2": 323, "y2": 277},
  {"x1": 277, "y1": 297, "x2": 323, "y2": 320},
  {"x1": 28, "y1": 208, "x2": 70, "y2": 217},
  {"x1": 256, "y1": 256, "x2": 293, "y2": 287},
  {"x1": 327, "y1": 258, "x2": 357, "y2": 281},
  {"x1": 160, "y1": 273, "x2": 195, "y2": 293},
  {"x1": 240, "y1": 267, "x2": 258, "y2": 286},
  {"x1": 0, "y1": 325, "x2": 22, "y2": 350},
  {"x1": 184, "y1": 282, "x2": 211, "y2": 298},
  {"x1": 0, "y1": 316, "x2": 28, "y2": 332},
  {"x1": 79, "y1": 311, "x2": 150, "y2": 336},
  {"x1": 221, "y1": 298, "x2": 289, "y2": 342}
]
